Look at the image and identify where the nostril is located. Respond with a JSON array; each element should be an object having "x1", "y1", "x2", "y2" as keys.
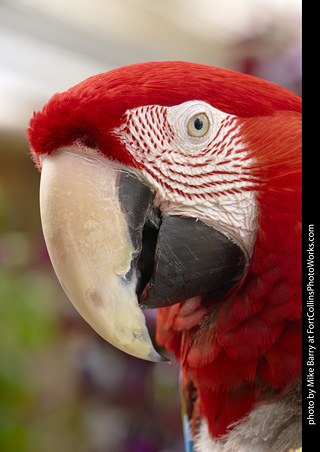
[{"x1": 80, "y1": 134, "x2": 99, "y2": 149}]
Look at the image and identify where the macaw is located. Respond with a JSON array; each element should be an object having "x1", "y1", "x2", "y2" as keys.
[{"x1": 27, "y1": 61, "x2": 302, "y2": 452}]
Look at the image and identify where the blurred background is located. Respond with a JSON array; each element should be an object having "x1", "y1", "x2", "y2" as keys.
[{"x1": 0, "y1": 0, "x2": 301, "y2": 451}]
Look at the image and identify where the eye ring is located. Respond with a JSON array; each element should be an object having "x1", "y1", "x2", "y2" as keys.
[{"x1": 187, "y1": 113, "x2": 210, "y2": 137}]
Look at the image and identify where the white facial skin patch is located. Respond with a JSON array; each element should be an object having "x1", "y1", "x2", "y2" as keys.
[{"x1": 113, "y1": 101, "x2": 260, "y2": 258}]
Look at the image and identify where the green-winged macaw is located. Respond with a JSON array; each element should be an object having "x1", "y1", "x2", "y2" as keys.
[{"x1": 27, "y1": 61, "x2": 302, "y2": 452}]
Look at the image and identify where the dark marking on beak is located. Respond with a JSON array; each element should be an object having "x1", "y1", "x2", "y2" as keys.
[
  {"x1": 139, "y1": 216, "x2": 246, "y2": 308},
  {"x1": 118, "y1": 171, "x2": 247, "y2": 310}
]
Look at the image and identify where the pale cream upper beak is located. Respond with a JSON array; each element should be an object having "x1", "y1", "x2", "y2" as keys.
[{"x1": 39, "y1": 146, "x2": 164, "y2": 362}]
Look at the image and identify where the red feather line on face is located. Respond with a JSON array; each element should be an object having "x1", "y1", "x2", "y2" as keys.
[
  {"x1": 125, "y1": 107, "x2": 262, "y2": 198},
  {"x1": 118, "y1": 106, "x2": 260, "y2": 202},
  {"x1": 27, "y1": 61, "x2": 302, "y2": 439}
]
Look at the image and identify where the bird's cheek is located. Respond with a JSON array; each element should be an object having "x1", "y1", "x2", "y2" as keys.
[{"x1": 39, "y1": 147, "x2": 165, "y2": 362}]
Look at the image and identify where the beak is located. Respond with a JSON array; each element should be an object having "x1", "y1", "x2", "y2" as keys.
[
  {"x1": 40, "y1": 146, "x2": 165, "y2": 362},
  {"x1": 40, "y1": 145, "x2": 247, "y2": 363}
]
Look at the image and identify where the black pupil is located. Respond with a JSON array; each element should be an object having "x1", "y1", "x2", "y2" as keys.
[{"x1": 194, "y1": 117, "x2": 203, "y2": 130}]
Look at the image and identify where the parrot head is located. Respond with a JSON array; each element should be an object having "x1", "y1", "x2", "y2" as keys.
[{"x1": 27, "y1": 62, "x2": 302, "y2": 443}]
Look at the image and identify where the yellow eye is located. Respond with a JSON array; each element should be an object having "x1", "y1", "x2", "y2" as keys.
[{"x1": 187, "y1": 113, "x2": 210, "y2": 137}]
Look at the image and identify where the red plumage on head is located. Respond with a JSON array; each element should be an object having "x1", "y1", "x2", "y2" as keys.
[{"x1": 28, "y1": 61, "x2": 301, "y2": 166}]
